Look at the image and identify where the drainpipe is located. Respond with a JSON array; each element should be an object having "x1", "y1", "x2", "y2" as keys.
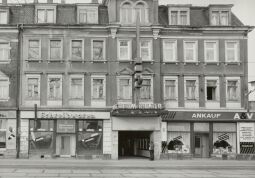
[{"x1": 16, "y1": 24, "x2": 23, "y2": 158}]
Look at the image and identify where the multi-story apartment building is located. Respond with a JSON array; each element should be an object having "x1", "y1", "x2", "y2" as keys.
[
  {"x1": 0, "y1": 0, "x2": 254, "y2": 160},
  {"x1": 0, "y1": 0, "x2": 19, "y2": 158}
]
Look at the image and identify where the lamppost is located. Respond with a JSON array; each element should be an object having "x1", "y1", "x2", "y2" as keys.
[{"x1": 246, "y1": 81, "x2": 255, "y2": 113}]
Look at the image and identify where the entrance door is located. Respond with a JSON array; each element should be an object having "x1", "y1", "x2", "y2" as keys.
[
  {"x1": 194, "y1": 133, "x2": 209, "y2": 158},
  {"x1": 60, "y1": 135, "x2": 71, "y2": 155}
]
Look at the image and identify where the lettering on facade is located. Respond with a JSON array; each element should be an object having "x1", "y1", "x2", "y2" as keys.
[
  {"x1": 234, "y1": 113, "x2": 254, "y2": 120},
  {"x1": 191, "y1": 113, "x2": 221, "y2": 119},
  {"x1": 39, "y1": 112, "x2": 96, "y2": 119},
  {"x1": 112, "y1": 103, "x2": 163, "y2": 110}
]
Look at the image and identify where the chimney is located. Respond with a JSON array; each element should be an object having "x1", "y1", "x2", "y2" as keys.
[
  {"x1": 2, "y1": 0, "x2": 7, "y2": 5},
  {"x1": 92, "y1": 0, "x2": 98, "y2": 3}
]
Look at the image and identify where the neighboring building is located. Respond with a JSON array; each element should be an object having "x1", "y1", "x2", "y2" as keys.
[
  {"x1": 0, "y1": 0, "x2": 254, "y2": 160},
  {"x1": 0, "y1": 1, "x2": 19, "y2": 158}
]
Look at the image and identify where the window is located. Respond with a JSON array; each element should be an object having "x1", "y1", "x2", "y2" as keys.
[
  {"x1": 36, "y1": 7, "x2": 55, "y2": 23},
  {"x1": 135, "y1": 2, "x2": 148, "y2": 24},
  {"x1": 78, "y1": 7, "x2": 98, "y2": 24},
  {"x1": 118, "y1": 39, "x2": 132, "y2": 60},
  {"x1": 211, "y1": 11, "x2": 229, "y2": 26},
  {"x1": 226, "y1": 78, "x2": 240, "y2": 101},
  {"x1": 70, "y1": 76, "x2": 84, "y2": 100},
  {"x1": 120, "y1": 2, "x2": 133, "y2": 24},
  {"x1": 184, "y1": 41, "x2": 197, "y2": 62},
  {"x1": 0, "y1": 10, "x2": 8, "y2": 24},
  {"x1": 0, "y1": 78, "x2": 9, "y2": 101},
  {"x1": 71, "y1": 40, "x2": 83, "y2": 60},
  {"x1": 163, "y1": 40, "x2": 177, "y2": 62},
  {"x1": 77, "y1": 120, "x2": 103, "y2": 155},
  {"x1": 205, "y1": 41, "x2": 218, "y2": 62},
  {"x1": 185, "y1": 77, "x2": 198, "y2": 100},
  {"x1": 140, "y1": 40, "x2": 152, "y2": 61},
  {"x1": 92, "y1": 40, "x2": 105, "y2": 61},
  {"x1": 50, "y1": 40, "x2": 62, "y2": 60},
  {"x1": 48, "y1": 75, "x2": 62, "y2": 100},
  {"x1": 28, "y1": 40, "x2": 40, "y2": 60},
  {"x1": 169, "y1": 8, "x2": 190, "y2": 25},
  {"x1": 92, "y1": 77, "x2": 105, "y2": 100},
  {"x1": 206, "y1": 78, "x2": 219, "y2": 101},
  {"x1": 225, "y1": 41, "x2": 239, "y2": 62},
  {"x1": 140, "y1": 78, "x2": 152, "y2": 100},
  {"x1": 0, "y1": 43, "x2": 10, "y2": 62},
  {"x1": 0, "y1": 119, "x2": 6, "y2": 149},
  {"x1": 27, "y1": 75, "x2": 40, "y2": 100},
  {"x1": 164, "y1": 77, "x2": 178, "y2": 100},
  {"x1": 118, "y1": 77, "x2": 132, "y2": 100}
]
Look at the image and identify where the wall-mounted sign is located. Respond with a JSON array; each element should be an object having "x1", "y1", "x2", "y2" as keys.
[
  {"x1": 57, "y1": 120, "x2": 75, "y2": 133},
  {"x1": 113, "y1": 103, "x2": 163, "y2": 110},
  {"x1": 162, "y1": 111, "x2": 255, "y2": 121},
  {"x1": 37, "y1": 111, "x2": 110, "y2": 120},
  {"x1": 239, "y1": 123, "x2": 255, "y2": 142},
  {"x1": 0, "y1": 111, "x2": 16, "y2": 118}
]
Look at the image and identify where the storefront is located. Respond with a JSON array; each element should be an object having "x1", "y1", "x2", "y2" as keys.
[
  {"x1": 111, "y1": 104, "x2": 163, "y2": 160},
  {"x1": 20, "y1": 111, "x2": 110, "y2": 159},
  {"x1": 161, "y1": 111, "x2": 255, "y2": 160},
  {"x1": 0, "y1": 111, "x2": 17, "y2": 158}
]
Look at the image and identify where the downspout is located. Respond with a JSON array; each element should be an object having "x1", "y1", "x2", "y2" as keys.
[{"x1": 16, "y1": 23, "x2": 23, "y2": 158}]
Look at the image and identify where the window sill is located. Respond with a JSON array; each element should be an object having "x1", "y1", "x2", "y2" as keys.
[
  {"x1": 47, "y1": 99, "x2": 62, "y2": 101},
  {"x1": 0, "y1": 98, "x2": 9, "y2": 102},
  {"x1": 25, "y1": 59, "x2": 43, "y2": 63},
  {"x1": 162, "y1": 61, "x2": 179, "y2": 65},
  {"x1": 183, "y1": 62, "x2": 199, "y2": 65},
  {"x1": 68, "y1": 59, "x2": 85, "y2": 63},
  {"x1": 142, "y1": 60, "x2": 154, "y2": 64},
  {"x1": 91, "y1": 98, "x2": 105, "y2": 100},
  {"x1": 0, "y1": 59, "x2": 11, "y2": 64},
  {"x1": 47, "y1": 59, "x2": 65, "y2": 63},
  {"x1": 25, "y1": 98, "x2": 40, "y2": 101},
  {"x1": 89, "y1": 60, "x2": 107, "y2": 63},
  {"x1": 69, "y1": 98, "x2": 84, "y2": 100},
  {"x1": 225, "y1": 62, "x2": 241, "y2": 65},
  {"x1": 117, "y1": 59, "x2": 133, "y2": 63},
  {"x1": 204, "y1": 62, "x2": 220, "y2": 65},
  {"x1": 164, "y1": 99, "x2": 178, "y2": 101}
]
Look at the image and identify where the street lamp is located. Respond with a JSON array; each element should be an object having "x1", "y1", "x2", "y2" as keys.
[{"x1": 246, "y1": 81, "x2": 255, "y2": 113}]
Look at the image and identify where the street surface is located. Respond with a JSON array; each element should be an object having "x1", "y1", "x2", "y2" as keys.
[{"x1": 0, "y1": 159, "x2": 255, "y2": 178}]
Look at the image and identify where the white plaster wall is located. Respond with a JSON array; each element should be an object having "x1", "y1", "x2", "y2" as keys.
[
  {"x1": 103, "y1": 119, "x2": 112, "y2": 154},
  {"x1": 20, "y1": 119, "x2": 29, "y2": 157}
]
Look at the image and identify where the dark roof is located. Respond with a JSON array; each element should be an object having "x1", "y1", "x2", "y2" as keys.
[{"x1": 159, "y1": 5, "x2": 244, "y2": 27}]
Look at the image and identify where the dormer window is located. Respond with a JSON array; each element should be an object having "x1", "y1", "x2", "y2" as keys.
[
  {"x1": 168, "y1": 6, "x2": 190, "y2": 25},
  {"x1": 77, "y1": 6, "x2": 98, "y2": 24},
  {"x1": 120, "y1": 0, "x2": 149, "y2": 24},
  {"x1": 35, "y1": 6, "x2": 56, "y2": 24},
  {"x1": 0, "y1": 10, "x2": 8, "y2": 24},
  {"x1": 209, "y1": 5, "x2": 232, "y2": 26}
]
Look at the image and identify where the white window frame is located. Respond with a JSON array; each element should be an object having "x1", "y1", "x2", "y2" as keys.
[
  {"x1": 0, "y1": 9, "x2": 8, "y2": 24},
  {"x1": 140, "y1": 39, "x2": 153, "y2": 61},
  {"x1": 117, "y1": 39, "x2": 132, "y2": 61},
  {"x1": 91, "y1": 75, "x2": 106, "y2": 100},
  {"x1": 77, "y1": 5, "x2": 98, "y2": 24},
  {"x1": 0, "y1": 41, "x2": 11, "y2": 63},
  {"x1": 184, "y1": 76, "x2": 199, "y2": 101},
  {"x1": 49, "y1": 39, "x2": 63, "y2": 61},
  {"x1": 0, "y1": 77, "x2": 9, "y2": 101},
  {"x1": 69, "y1": 75, "x2": 84, "y2": 100},
  {"x1": 210, "y1": 9, "x2": 230, "y2": 26},
  {"x1": 226, "y1": 77, "x2": 240, "y2": 102},
  {"x1": 117, "y1": 76, "x2": 132, "y2": 100},
  {"x1": 225, "y1": 40, "x2": 240, "y2": 62},
  {"x1": 205, "y1": 76, "x2": 219, "y2": 101},
  {"x1": 91, "y1": 39, "x2": 106, "y2": 61},
  {"x1": 47, "y1": 75, "x2": 62, "y2": 100},
  {"x1": 120, "y1": 0, "x2": 133, "y2": 24},
  {"x1": 140, "y1": 75, "x2": 153, "y2": 101},
  {"x1": 204, "y1": 40, "x2": 219, "y2": 62},
  {"x1": 133, "y1": 1, "x2": 149, "y2": 24},
  {"x1": 163, "y1": 76, "x2": 178, "y2": 101},
  {"x1": 184, "y1": 40, "x2": 198, "y2": 62},
  {"x1": 168, "y1": 7, "x2": 190, "y2": 25},
  {"x1": 163, "y1": 39, "x2": 177, "y2": 62},
  {"x1": 28, "y1": 39, "x2": 41, "y2": 61},
  {"x1": 35, "y1": 5, "x2": 56, "y2": 24},
  {"x1": 26, "y1": 75, "x2": 41, "y2": 100},
  {"x1": 70, "y1": 39, "x2": 84, "y2": 60}
]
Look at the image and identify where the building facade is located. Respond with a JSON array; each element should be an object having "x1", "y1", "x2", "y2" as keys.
[{"x1": 0, "y1": 0, "x2": 254, "y2": 159}]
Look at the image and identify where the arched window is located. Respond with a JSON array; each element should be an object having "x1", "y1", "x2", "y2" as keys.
[
  {"x1": 134, "y1": 1, "x2": 148, "y2": 24},
  {"x1": 120, "y1": 2, "x2": 133, "y2": 24}
]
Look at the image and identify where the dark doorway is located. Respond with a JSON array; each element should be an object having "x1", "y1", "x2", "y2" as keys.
[{"x1": 118, "y1": 131, "x2": 151, "y2": 158}]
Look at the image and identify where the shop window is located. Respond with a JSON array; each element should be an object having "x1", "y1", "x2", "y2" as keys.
[
  {"x1": 92, "y1": 39, "x2": 105, "y2": 61},
  {"x1": 77, "y1": 120, "x2": 103, "y2": 156},
  {"x1": 140, "y1": 78, "x2": 152, "y2": 101},
  {"x1": 117, "y1": 77, "x2": 132, "y2": 100},
  {"x1": 0, "y1": 42, "x2": 10, "y2": 63},
  {"x1": 167, "y1": 132, "x2": 190, "y2": 153},
  {"x1": 29, "y1": 120, "x2": 54, "y2": 156},
  {"x1": 0, "y1": 119, "x2": 6, "y2": 149},
  {"x1": 71, "y1": 40, "x2": 83, "y2": 60},
  {"x1": 163, "y1": 40, "x2": 177, "y2": 62},
  {"x1": 28, "y1": 40, "x2": 40, "y2": 60},
  {"x1": 49, "y1": 40, "x2": 62, "y2": 60},
  {"x1": 140, "y1": 40, "x2": 152, "y2": 61},
  {"x1": 27, "y1": 75, "x2": 40, "y2": 100}
]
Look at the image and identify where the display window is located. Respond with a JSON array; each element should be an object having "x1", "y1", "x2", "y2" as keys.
[{"x1": 0, "y1": 119, "x2": 6, "y2": 149}]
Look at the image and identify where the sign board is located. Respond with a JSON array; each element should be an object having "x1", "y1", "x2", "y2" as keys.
[
  {"x1": 57, "y1": 120, "x2": 75, "y2": 133},
  {"x1": 239, "y1": 123, "x2": 255, "y2": 142},
  {"x1": 113, "y1": 103, "x2": 163, "y2": 110},
  {"x1": 0, "y1": 111, "x2": 16, "y2": 118},
  {"x1": 162, "y1": 111, "x2": 255, "y2": 121},
  {"x1": 37, "y1": 111, "x2": 110, "y2": 119}
]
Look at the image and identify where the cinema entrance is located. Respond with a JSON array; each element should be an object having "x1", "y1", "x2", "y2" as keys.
[{"x1": 118, "y1": 131, "x2": 151, "y2": 158}]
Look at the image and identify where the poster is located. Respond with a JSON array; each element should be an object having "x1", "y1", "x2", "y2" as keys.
[
  {"x1": 239, "y1": 123, "x2": 255, "y2": 142},
  {"x1": 6, "y1": 119, "x2": 16, "y2": 149}
]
